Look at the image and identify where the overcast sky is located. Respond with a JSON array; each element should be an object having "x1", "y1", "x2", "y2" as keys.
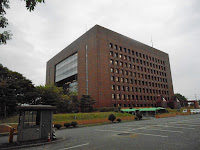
[{"x1": 1, "y1": 0, "x2": 200, "y2": 100}]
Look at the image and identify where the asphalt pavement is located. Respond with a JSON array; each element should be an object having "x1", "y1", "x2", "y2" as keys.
[{"x1": 1, "y1": 114, "x2": 200, "y2": 150}]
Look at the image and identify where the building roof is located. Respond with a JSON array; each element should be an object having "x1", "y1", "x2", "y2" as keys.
[{"x1": 17, "y1": 105, "x2": 57, "y2": 110}]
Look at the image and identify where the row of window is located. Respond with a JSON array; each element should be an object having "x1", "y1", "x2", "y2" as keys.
[
  {"x1": 111, "y1": 71, "x2": 167, "y2": 83},
  {"x1": 110, "y1": 65, "x2": 167, "y2": 77},
  {"x1": 109, "y1": 43, "x2": 165, "y2": 65},
  {"x1": 110, "y1": 57, "x2": 166, "y2": 72},
  {"x1": 111, "y1": 76, "x2": 168, "y2": 89},
  {"x1": 113, "y1": 104, "x2": 155, "y2": 107},
  {"x1": 111, "y1": 93, "x2": 169, "y2": 101},
  {"x1": 111, "y1": 85, "x2": 169, "y2": 95}
]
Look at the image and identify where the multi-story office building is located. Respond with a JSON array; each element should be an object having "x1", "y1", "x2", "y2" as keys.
[{"x1": 46, "y1": 25, "x2": 174, "y2": 108}]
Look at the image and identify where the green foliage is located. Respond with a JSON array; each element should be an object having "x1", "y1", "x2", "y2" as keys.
[
  {"x1": 116, "y1": 118, "x2": 121, "y2": 123},
  {"x1": 71, "y1": 121, "x2": 78, "y2": 127},
  {"x1": 175, "y1": 93, "x2": 188, "y2": 107},
  {"x1": 80, "y1": 95, "x2": 96, "y2": 112},
  {"x1": 0, "y1": 64, "x2": 34, "y2": 117},
  {"x1": 108, "y1": 114, "x2": 116, "y2": 123},
  {"x1": 64, "y1": 123, "x2": 71, "y2": 128},
  {"x1": 0, "y1": 0, "x2": 45, "y2": 44},
  {"x1": 54, "y1": 124, "x2": 62, "y2": 129}
]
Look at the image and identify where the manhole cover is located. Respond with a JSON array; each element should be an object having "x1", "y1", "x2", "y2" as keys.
[{"x1": 117, "y1": 133, "x2": 131, "y2": 136}]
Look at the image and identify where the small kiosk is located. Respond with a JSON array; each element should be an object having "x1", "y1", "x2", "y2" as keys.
[{"x1": 17, "y1": 105, "x2": 56, "y2": 142}]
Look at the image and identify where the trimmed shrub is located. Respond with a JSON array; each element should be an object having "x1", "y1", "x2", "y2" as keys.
[
  {"x1": 71, "y1": 121, "x2": 78, "y2": 127},
  {"x1": 108, "y1": 114, "x2": 116, "y2": 123},
  {"x1": 99, "y1": 107, "x2": 118, "y2": 112},
  {"x1": 54, "y1": 124, "x2": 62, "y2": 129},
  {"x1": 116, "y1": 118, "x2": 121, "y2": 123},
  {"x1": 64, "y1": 123, "x2": 71, "y2": 128}
]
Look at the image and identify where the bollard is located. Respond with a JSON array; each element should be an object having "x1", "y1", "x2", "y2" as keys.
[
  {"x1": 9, "y1": 128, "x2": 14, "y2": 143},
  {"x1": 48, "y1": 132, "x2": 51, "y2": 142}
]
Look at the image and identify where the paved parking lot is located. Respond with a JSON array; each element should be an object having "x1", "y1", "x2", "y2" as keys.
[{"x1": 1, "y1": 114, "x2": 200, "y2": 150}]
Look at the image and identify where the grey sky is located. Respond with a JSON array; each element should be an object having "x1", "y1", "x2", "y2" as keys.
[{"x1": 1, "y1": 0, "x2": 200, "y2": 100}]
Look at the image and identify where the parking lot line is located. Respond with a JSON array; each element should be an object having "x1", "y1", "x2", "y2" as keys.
[
  {"x1": 161, "y1": 125, "x2": 195, "y2": 130},
  {"x1": 175, "y1": 124, "x2": 199, "y2": 127},
  {"x1": 144, "y1": 128, "x2": 184, "y2": 133},
  {"x1": 95, "y1": 129, "x2": 168, "y2": 138},
  {"x1": 60, "y1": 143, "x2": 89, "y2": 150},
  {"x1": 134, "y1": 132, "x2": 168, "y2": 138}
]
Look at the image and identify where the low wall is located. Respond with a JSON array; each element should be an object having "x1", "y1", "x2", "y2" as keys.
[{"x1": 155, "y1": 113, "x2": 176, "y2": 118}]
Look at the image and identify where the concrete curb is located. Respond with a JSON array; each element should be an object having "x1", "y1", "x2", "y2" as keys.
[{"x1": 0, "y1": 137, "x2": 65, "y2": 150}]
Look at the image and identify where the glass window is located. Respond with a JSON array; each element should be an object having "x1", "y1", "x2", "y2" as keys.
[
  {"x1": 55, "y1": 53, "x2": 77, "y2": 82},
  {"x1": 24, "y1": 111, "x2": 40, "y2": 127}
]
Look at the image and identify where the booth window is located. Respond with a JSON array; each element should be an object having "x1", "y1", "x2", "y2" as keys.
[{"x1": 24, "y1": 111, "x2": 40, "y2": 127}]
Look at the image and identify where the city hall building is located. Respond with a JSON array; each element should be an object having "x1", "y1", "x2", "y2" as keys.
[{"x1": 46, "y1": 25, "x2": 174, "y2": 108}]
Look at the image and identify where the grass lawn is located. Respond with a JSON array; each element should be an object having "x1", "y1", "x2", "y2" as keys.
[
  {"x1": 0, "y1": 112, "x2": 132, "y2": 124},
  {"x1": 53, "y1": 112, "x2": 132, "y2": 123}
]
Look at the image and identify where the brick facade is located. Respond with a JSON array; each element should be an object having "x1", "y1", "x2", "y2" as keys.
[{"x1": 46, "y1": 25, "x2": 174, "y2": 108}]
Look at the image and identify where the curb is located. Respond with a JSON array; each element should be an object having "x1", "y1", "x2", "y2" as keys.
[{"x1": 0, "y1": 137, "x2": 65, "y2": 150}]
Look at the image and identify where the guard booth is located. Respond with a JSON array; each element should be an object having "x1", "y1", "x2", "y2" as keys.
[{"x1": 17, "y1": 105, "x2": 56, "y2": 142}]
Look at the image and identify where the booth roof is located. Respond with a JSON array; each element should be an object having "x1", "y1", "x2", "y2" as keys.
[{"x1": 17, "y1": 105, "x2": 57, "y2": 110}]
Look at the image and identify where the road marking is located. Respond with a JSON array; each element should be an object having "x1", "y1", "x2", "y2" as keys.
[
  {"x1": 60, "y1": 143, "x2": 89, "y2": 150},
  {"x1": 95, "y1": 129, "x2": 168, "y2": 138},
  {"x1": 161, "y1": 125, "x2": 195, "y2": 130},
  {"x1": 145, "y1": 128, "x2": 183, "y2": 133},
  {"x1": 175, "y1": 124, "x2": 199, "y2": 127},
  {"x1": 135, "y1": 132, "x2": 168, "y2": 138}
]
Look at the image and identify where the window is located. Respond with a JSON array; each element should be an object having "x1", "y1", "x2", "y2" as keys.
[
  {"x1": 111, "y1": 68, "x2": 114, "y2": 73},
  {"x1": 121, "y1": 77, "x2": 124, "y2": 83},
  {"x1": 111, "y1": 85, "x2": 115, "y2": 90},
  {"x1": 115, "y1": 68, "x2": 119, "y2": 74},
  {"x1": 109, "y1": 43, "x2": 113, "y2": 48},
  {"x1": 112, "y1": 94, "x2": 115, "y2": 99},
  {"x1": 110, "y1": 51, "x2": 113, "y2": 56},
  {"x1": 115, "y1": 53, "x2": 118, "y2": 58},
  {"x1": 115, "y1": 45, "x2": 118, "y2": 50},
  {"x1": 111, "y1": 76, "x2": 114, "y2": 81},
  {"x1": 55, "y1": 53, "x2": 77, "y2": 82},
  {"x1": 119, "y1": 46, "x2": 122, "y2": 51},
  {"x1": 117, "y1": 94, "x2": 121, "y2": 100},
  {"x1": 24, "y1": 111, "x2": 40, "y2": 127},
  {"x1": 116, "y1": 77, "x2": 119, "y2": 82},
  {"x1": 120, "y1": 61, "x2": 123, "y2": 66},
  {"x1": 110, "y1": 59, "x2": 113, "y2": 64},
  {"x1": 115, "y1": 60, "x2": 118, "y2": 65},
  {"x1": 119, "y1": 54, "x2": 122, "y2": 58},
  {"x1": 122, "y1": 94, "x2": 125, "y2": 100},
  {"x1": 120, "y1": 69, "x2": 124, "y2": 75},
  {"x1": 127, "y1": 95, "x2": 130, "y2": 100},
  {"x1": 126, "y1": 86, "x2": 129, "y2": 91},
  {"x1": 117, "y1": 85, "x2": 120, "y2": 91}
]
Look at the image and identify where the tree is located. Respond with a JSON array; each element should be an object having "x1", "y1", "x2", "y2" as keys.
[
  {"x1": 0, "y1": 64, "x2": 34, "y2": 117},
  {"x1": 80, "y1": 95, "x2": 95, "y2": 112},
  {"x1": 175, "y1": 93, "x2": 188, "y2": 107},
  {"x1": 108, "y1": 114, "x2": 116, "y2": 123},
  {"x1": 0, "y1": 0, "x2": 45, "y2": 45}
]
